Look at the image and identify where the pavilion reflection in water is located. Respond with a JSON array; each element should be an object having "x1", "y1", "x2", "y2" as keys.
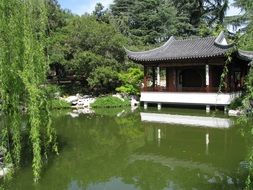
[
  {"x1": 140, "y1": 112, "x2": 233, "y2": 128},
  {"x1": 134, "y1": 111, "x2": 245, "y2": 188}
]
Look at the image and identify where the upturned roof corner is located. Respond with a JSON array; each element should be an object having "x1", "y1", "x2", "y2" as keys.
[{"x1": 125, "y1": 31, "x2": 253, "y2": 63}]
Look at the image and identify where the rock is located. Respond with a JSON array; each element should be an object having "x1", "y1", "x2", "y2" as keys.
[
  {"x1": 0, "y1": 147, "x2": 6, "y2": 157},
  {"x1": 77, "y1": 99, "x2": 89, "y2": 106},
  {"x1": 131, "y1": 97, "x2": 139, "y2": 107},
  {"x1": 76, "y1": 93, "x2": 83, "y2": 99},
  {"x1": 0, "y1": 164, "x2": 12, "y2": 178},
  {"x1": 72, "y1": 98, "x2": 96, "y2": 108},
  {"x1": 228, "y1": 109, "x2": 244, "y2": 117},
  {"x1": 131, "y1": 105, "x2": 138, "y2": 112},
  {"x1": 63, "y1": 95, "x2": 96, "y2": 108},
  {"x1": 0, "y1": 167, "x2": 9, "y2": 178},
  {"x1": 65, "y1": 96, "x2": 78, "y2": 104}
]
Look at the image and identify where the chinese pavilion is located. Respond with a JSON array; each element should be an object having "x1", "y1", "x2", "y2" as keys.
[{"x1": 126, "y1": 32, "x2": 253, "y2": 112}]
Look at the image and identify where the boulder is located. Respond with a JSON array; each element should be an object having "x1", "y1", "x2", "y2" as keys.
[
  {"x1": 131, "y1": 97, "x2": 139, "y2": 107},
  {"x1": 65, "y1": 96, "x2": 78, "y2": 104},
  {"x1": 228, "y1": 109, "x2": 244, "y2": 117}
]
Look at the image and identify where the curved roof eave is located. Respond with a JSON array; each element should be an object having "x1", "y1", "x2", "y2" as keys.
[
  {"x1": 238, "y1": 50, "x2": 253, "y2": 62},
  {"x1": 125, "y1": 31, "x2": 233, "y2": 63},
  {"x1": 130, "y1": 53, "x2": 226, "y2": 64},
  {"x1": 124, "y1": 36, "x2": 175, "y2": 56}
]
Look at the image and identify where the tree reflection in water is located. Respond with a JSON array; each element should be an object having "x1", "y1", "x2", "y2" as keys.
[{"x1": 4, "y1": 109, "x2": 251, "y2": 190}]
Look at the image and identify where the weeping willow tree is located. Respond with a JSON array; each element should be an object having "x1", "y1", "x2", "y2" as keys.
[{"x1": 0, "y1": 0, "x2": 57, "y2": 182}]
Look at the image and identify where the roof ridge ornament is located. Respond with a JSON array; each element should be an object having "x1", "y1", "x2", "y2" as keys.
[
  {"x1": 161, "y1": 36, "x2": 175, "y2": 47},
  {"x1": 214, "y1": 31, "x2": 234, "y2": 48}
]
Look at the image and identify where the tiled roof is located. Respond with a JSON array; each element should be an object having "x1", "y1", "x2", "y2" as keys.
[
  {"x1": 238, "y1": 50, "x2": 253, "y2": 61},
  {"x1": 126, "y1": 32, "x2": 234, "y2": 62}
]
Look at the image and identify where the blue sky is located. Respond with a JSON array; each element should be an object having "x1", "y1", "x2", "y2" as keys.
[
  {"x1": 58, "y1": 0, "x2": 242, "y2": 16},
  {"x1": 58, "y1": 0, "x2": 113, "y2": 15}
]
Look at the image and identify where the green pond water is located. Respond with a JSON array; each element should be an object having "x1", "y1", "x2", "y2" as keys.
[{"x1": 3, "y1": 108, "x2": 252, "y2": 190}]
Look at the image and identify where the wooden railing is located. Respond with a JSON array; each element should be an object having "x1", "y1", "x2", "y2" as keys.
[{"x1": 141, "y1": 86, "x2": 221, "y2": 93}]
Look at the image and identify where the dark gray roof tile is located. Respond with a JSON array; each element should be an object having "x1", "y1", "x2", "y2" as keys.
[{"x1": 126, "y1": 32, "x2": 234, "y2": 62}]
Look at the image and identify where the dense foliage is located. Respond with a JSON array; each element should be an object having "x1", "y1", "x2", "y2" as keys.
[
  {"x1": 111, "y1": 0, "x2": 229, "y2": 41},
  {"x1": 233, "y1": 0, "x2": 253, "y2": 51},
  {"x1": 226, "y1": 1, "x2": 253, "y2": 189},
  {"x1": 172, "y1": 0, "x2": 229, "y2": 36},
  {"x1": 116, "y1": 68, "x2": 144, "y2": 95},
  {"x1": 0, "y1": 0, "x2": 58, "y2": 182},
  {"x1": 50, "y1": 99, "x2": 71, "y2": 109},
  {"x1": 48, "y1": 15, "x2": 127, "y2": 94},
  {"x1": 111, "y1": 0, "x2": 178, "y2": 45},
  {"x1": 45, "y1": 0, "x2": 234, "y2": 95},
  {"x1": 91, "y1": 96, "x2": 130, "y2": 108},
  {"x1": 234, "y1": 0, "x2": 253, "y2": 111}
]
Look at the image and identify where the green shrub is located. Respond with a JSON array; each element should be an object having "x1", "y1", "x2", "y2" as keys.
[
  {"x1": 116, "y1": 68, "x2": 143, "y2": 95},
  {"x1": 229, "y1": 96, "x2": 243, "y2": 109},
  {"x1": 91, "y1": 96, "x2": 130, "y2": 108},
  {"x1": 45, "y1": 84, "x2": 62, "y2": 98},
  {"x1": 50, "y1": 99, "x2": 71, "y2": 109}
]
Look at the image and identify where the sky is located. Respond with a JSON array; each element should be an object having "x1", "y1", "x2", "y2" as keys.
[
  {"x1": 58, "y1": 0, "x2": 242, "y2": 16},
  {"x1": 58, "y1": 0, "x2": 114, "y2": 15}
]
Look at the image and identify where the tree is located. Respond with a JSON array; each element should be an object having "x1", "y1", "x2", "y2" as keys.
[
  {"x1": 171, "y1": 0, "x2": 229, "y2": 36},
  {"x1": 110, "y1": 0, "x2": 229, "y2": 42},
  {"x1": 110, "y1": 0, "x2": 178, "y2": 45},
  {"x1": 87, "y1": 66, "x2": 119, "y2": 93},
  {"x1": 234, "y1": 0, "x2": 253, "y2": 112},
  {"x1": 0, "y1": 0, "x2": 57, "y2": 182},
  {"x1": 92, "y1": 3, "x2": 108, "y2": 22},
  {"x1": 232, "y1": 0, "x2": 253, "y2": 50},
  {"x1": 46, "y1": 0, "x2": 66, "y2": 34},
  {"x1": 116, "y1": 68, "x2": 144, "y2": 95},
  {"x1": 47, "y1": 15, "x2": 127, "y2": 93}
]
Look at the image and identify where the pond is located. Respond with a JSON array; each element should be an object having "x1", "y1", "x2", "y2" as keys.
[{"x1": 3, "y1": 107, "x2": 251, "y2": 190}]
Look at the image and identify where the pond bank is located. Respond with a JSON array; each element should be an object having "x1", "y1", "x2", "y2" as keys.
[{"x1": 60, "y1": 94, "x2": 139, "y2": 109}]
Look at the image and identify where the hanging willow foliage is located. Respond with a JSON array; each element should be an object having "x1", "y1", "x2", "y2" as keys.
[{"x1": 0, "y1": 0, "x2": 58, "y2": 182}]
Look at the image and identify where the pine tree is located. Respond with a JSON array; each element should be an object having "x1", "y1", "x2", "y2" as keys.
[{"x1": 110, "y1": 0, "x2": 178, "y2": 45}]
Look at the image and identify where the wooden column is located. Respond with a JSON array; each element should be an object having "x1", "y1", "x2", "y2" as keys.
[
  {"x1": 143, "y1": 66, "x2": 147, "y2": 90},
  {"x1": 225, "y1": 64, "x2": 231, "y2": 92},
  {"x1": 225, "y1": 75, "x2": 229, "y2": 92},
  {"x1": 166, "y1": 68, "x2": 169, "y2": 91},
  {"x1": 173, "y1": 69, "x2": 176, "y2": 91},
  {"x1": 152, "y1": 67, "x2": 156, "y2": 89},
  {"x1": 241, "y1": 68, "x2": 245, "y2": 89},
  {"x1": 209, "y1": 65, "x2": 213, "y2": 92},
  {"x1": 206, "y1": 64, "x2": 210, "y2": 92},
  {"x1": 240, "y1": 64, "x2": 246, "y2": 89},
  {"x1": 168, "y1": 68, "x2": 176, "y2": 92},
  {"x1": 157, "y1": 67, "x2": 160, "y2": 86}
]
